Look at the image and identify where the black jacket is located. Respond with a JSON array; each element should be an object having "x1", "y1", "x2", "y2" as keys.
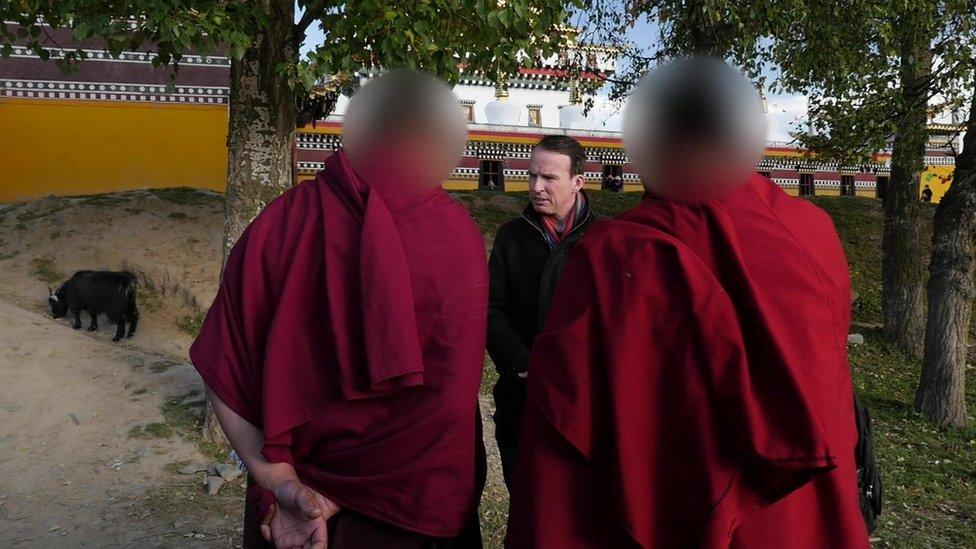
[{"x1": 486, "y1": 195, "x2": 598, "y2": 379}]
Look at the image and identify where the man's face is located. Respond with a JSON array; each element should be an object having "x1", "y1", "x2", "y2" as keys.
[{"x1": 527, "y1": 149, "x2": 584, "y2": 219}]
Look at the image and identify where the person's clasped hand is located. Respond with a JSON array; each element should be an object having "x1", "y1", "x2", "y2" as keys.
[{"x1": 261, "y1": 478, "x2": 341, "y2": 549}]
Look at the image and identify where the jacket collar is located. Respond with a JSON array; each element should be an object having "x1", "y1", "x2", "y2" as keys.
[{"x1": 520, "y1": 189, "x2": 593, "y2": 241}]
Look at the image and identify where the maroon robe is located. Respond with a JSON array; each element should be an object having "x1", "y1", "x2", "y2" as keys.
[
  {"x1": 189, "y1": 151, "x2": 489, "y2": 539},
  {"x1": 506, "y1": 174, "x2": 868, "y2": 548}
]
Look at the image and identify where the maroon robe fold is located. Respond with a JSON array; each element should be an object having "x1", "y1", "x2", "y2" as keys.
[
  {"x1": 506, "y1": 174, "x2": 868, "y2": 548},
  {"x1": 189, "y1": 150, "x2": 489, "y2": 538}
]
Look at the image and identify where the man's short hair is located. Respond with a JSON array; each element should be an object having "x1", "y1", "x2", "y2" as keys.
[{"x1": 534, "y1": 135, "x2": 586, "y2": 176}]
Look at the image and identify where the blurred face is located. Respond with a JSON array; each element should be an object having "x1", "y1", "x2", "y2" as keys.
[
  {"x1": 342, "y1": 69, "x2": 467, "y2": 195},
  {"x1": 622, "y1": 57, "x2": 767, "y2": 202},
  {"x1": 352, "y1": 128, "x2": 458, "y2": 191},
  {"x1": 647, "y1": 139, "x2": 757, "y2": 202},
  {"x1": 528, "y1": 148, "x2": 584, "y2": 220}
]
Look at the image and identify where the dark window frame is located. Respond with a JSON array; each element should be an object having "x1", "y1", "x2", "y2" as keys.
[{"x1": 799, "y1": 173, "x2": 815, "y2": 196}]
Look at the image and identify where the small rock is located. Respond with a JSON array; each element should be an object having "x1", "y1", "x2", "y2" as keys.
[
  {"x1": 178, "y1": 462, "x2": 209, "y2": 475},
  {"x1": 0, "y1": 401, "x2": 21, "y2": 413},
  {"x1": 49, "y1": 525, "x2": 60, "y2": 532},
  {"x1": 850, "y1": 289, "x2": 860, "y2": 304},
  {"x1": 847, "y1": 333, "x2": 865, "y2": 345},
  {"x1": 204, "y1": 475, "x2": 225, "y2": 496},
  {"x1": 122, "y1": 354, "x2": 145, "y2": 369},
  {"x1": 214, "y1": 463, "x2": 242, "y2": 482},
  {"x1": 149, "y1": 360, "x2": 180, "y2": 373}
]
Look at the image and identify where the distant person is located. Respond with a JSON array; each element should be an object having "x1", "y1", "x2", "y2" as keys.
[
  {"x1": 507, "y1": 57, "x2": 869, "y2": 547},
  {"x1": 488, "y1": 176, "x2": 498, "y2": 191},
  {"x1": 486, "y1": 134, "x2": 597, "y2": 490},
  {"x1": 921, "y1": 185, "x2": 933, "y2": 203},
  {"x1": 614, "y1": 175, "x2": 625, "y2": 192},
  {"x1": 190, "y1": 70, "x2": 487, "y2": 549},
  {"x1": 603, "y1": 173, "x2": 615, "y2": 190}
]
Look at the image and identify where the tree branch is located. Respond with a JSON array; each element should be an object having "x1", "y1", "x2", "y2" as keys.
[{"x1": 296, "y1": 1, "x2": 329, "y2": 34}]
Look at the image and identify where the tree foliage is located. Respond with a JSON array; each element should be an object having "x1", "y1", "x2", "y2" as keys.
[
  {"x1": 1, "y1": 0, "x2": 578, "y2": 95},
  {"x1": 576, "y1": 0, "x2": 975, "y2": 163}
]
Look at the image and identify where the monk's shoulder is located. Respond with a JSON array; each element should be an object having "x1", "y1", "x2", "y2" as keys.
[
  {"x1": 444, "y1": 198, "x2": 488, "y2": 252},
  {"x1": 233, "y1": 180, "x2": 323, "y2": 267},
  {"x1": 576, "y1": 219, "x2": 722, "y2": 298},
  {"x1": 750, "y1": 175, "x2": 836, "y2": 229}
]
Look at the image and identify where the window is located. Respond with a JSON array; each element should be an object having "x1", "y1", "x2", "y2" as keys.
[
  {"x1": 480, "y1": 160, "x2": 504, "y2": 191},
  {"x1": 527, "y1": 106, "x2": 542, "y2": 127},
  {"x1": 876, "y1": 176, "x2": 888, "y2": 202},
  {"x1": 840, "y1": 175, "x2": 856, "y2": 196},
  {"x1": 461, "y1": 104, "x2": 474, "y2": 122},
  {"x1": 799, "y1": 173, "x2": 815, "y2": 196},
  {"x1": 758, "y1": 171, "x2": 771, "y2": 179}
]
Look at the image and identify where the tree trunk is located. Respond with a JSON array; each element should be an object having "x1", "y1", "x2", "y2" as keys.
[
  {"x1": 882, "y1": 22, "x2": 932, "y2": 357},
  {"x1": 203, "y1": 0, "x2": 298, "y2": 444},
  {"x1": 916, "y1": 92, "x2": 976, "y2": 428}
]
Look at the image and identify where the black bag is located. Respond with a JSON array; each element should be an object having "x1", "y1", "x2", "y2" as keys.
[{"x1": 854, "y1": 393, "x2": 883, "y2": 533}]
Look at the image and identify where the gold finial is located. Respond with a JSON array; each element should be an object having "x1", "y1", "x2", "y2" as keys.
[
  {"x1": 495, "y1": 78, "x2": 510, "y2": 100},
  {"x1": 568, "y1": 77, "x2": 582, "y2": 105}
]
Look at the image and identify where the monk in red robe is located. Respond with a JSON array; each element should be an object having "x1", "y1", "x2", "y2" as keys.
[
  {"x1": 190, "y1": 70, "x2": 488, "y2": 548},
  {"x1": 506, "y1": 58, "x2": 869, "y2": 548}
]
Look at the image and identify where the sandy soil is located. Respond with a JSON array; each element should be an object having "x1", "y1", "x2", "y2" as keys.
[
  {"x1": 0, "y1": 299, "x2": 243, "y2": 546},
  {"x1": 0, "y1": 189, "x2": 508, "y2": 548}
]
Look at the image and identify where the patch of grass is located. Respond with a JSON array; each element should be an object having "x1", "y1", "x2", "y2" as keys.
[
  {"x1": 131, "y1": 483, "x2": 243, "y2": 544},
  {"x1": 176, "y1": 313, "x2": 205, "y2": 337},
  {"x1": 132, "y1": 387, "x2": 148, "y2": 395},
  {"x1": 160, "y1": 390, "x2": 230, "y2": 463},
  {"x1": 150, "y1": 360, "x2": 180, "y2": 373},
  {"x1": 144, "y1": 422, "x2": 174, "y2": 438},
  {"x1": 30, "y1": 257, "x2": 64, "y2": 283},
  {"x1": 168, "y1": 211, "x2": 190, "y2": 220},
  {"x1": 138, "y1": 284, "x2": 164, "y2": 313},
  {"x1": 49, "y1": 230, "x2": 62, "y2": 240},
  {"x1": 0, "y1": 250, "x2": 19, "y2": 261},
  {"x1": 849, "y1": 333, "x2": 976, "y2": 547},
  {"x1": 124, "y1": 207, "x2": 144, "y2": 215},
  {"x1": 16, "y1": 202, "x2": 71, "y2": 223},
  {"x1": 129, "y1": 422, "x2": 174, "y2": 439},
  {"x1": 75, "y1": 194, "x2": 129, "y2": 208},
  {"x1": 163, "y1": 460, "x2": 191, "y2": 475},
  {"x1": 150, "y1": 187, "x2": 220, "y2": 206}
]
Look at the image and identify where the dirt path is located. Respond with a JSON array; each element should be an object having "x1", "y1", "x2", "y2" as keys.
[
  {"x1": 0, "y1": 298, "x2": 243, "y2": 547},
  {"x1": 0, "y1": 189, "x2": 510, "y2": 547}
]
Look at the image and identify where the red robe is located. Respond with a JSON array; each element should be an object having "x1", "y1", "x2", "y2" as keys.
[
  {"x1": 506, "y1": 174, "x2": 868, "y2": 548},
  {"x1": 189, "y1": 151, "x2": 489, "y2": 538}
]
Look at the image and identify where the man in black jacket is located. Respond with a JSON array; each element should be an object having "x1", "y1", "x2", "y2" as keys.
[{"x1": 487, "y1": 134, "x2": 598, "y2": 489}]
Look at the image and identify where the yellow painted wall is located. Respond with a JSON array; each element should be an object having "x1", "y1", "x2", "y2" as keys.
[
  {"x1": 0, "y1": 97, "x2": 956, "y2": 204},
  {"x1": 0, "y1": 98, "x2": 227, "y2": 202},
  {"x1": 443, "y1": 179, "x2": 478, "y2": 191},
  {"x1": 922, "y1": 165, "x2": 953, "y2": 203}
]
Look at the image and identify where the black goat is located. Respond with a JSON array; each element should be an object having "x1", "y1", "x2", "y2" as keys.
[{"x1": 48, "y1": 270, "x2": 139, "y2": 342}]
